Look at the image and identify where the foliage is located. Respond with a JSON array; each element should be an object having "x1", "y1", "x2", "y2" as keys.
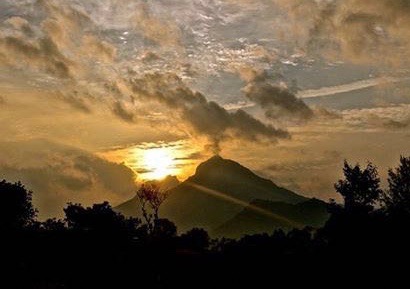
[
  {"x1": 383, "y1": 156, "x2": 410, "y2": 215},
  {"x1": 179, "y1": 228, "x2": 210, "y2": 251},
  {"x1": 334, "y1": 161, "x2": 382, "y2": 211},
  {"x1": 64, "y1": 201, "x2": 140, "y2": 233},
  {"x1": 0, "y1": 180, "x2": 37, "y2": 230}
]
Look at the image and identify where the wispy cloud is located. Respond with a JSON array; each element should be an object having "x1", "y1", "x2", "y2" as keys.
[{"x1": 298, "y1": 77, "x2": 410, "y2": 99}]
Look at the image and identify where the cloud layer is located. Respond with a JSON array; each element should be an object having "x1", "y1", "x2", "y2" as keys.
[{"x1": 276, "y1": 0, "x2": 410, "y2": 66}]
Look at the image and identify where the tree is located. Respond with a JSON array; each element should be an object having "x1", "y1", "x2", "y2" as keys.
[
  {"x1": 41, "y1": 218, "x2": 66, "y2": 231},
  {"x1": 334, "y1": 161, "x2": 382, "y2": 211},
  {"x1": 320, "y1": 161, "x2": 383, "y2": 251},
  {"x1": 383, "y1": 156, "x2": 410, "y2": 215},
  {"x1": 64, "y1": 201, "x2": 140, "y2": 232},
  {"x1": 179, "y1": 228, "x2": 210, "y2": 252},
  {"x1": 152, "y1": 218, "x2": 177, "y2": 239},
  {"x1": 136, "y1": 184, "x2": 168, "y2": 233},
  {"x1": 0, "y1": 180, "x2": 37, "y2": 230}
]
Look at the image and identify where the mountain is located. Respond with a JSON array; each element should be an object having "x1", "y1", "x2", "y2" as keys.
[
  {"x1": 160, "y1": 155, "x2": 308, "y2": 232},
  {"x1": 115, "y1": 155, "x2": 319, "y2": 236},
  {"x1": 115, "y1": 175, "x2": 180, "y2": 218},
  {"x1": 213, "y1": 198, "x2": 329, "y2": 238},
  {"x1": 146, "y1": 175, "x2": 181, "y2": 191}
]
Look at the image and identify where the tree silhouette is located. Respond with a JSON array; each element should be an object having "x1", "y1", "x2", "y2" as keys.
[
  {"x1": 383, "y1": 156, "x2": 410, "y2": 216},
  {"x1": 153, "y1": 218, "x2": 177, "y2": 239},
  {"x1": 179, "y1": 228, "x2": 210, "y2": 252},
  {"x1": 319, "y1": 161, "x2": 384, "y2": 256},
  {"x1": 2, "y1": 156, "x2": 410, "y2": 288},
  {"x1": 41, "y1": 218, "x2": 66, "y2": 231},
  {"x1": 0, "y1": 180, "x2": 37, "y2": 230},
  {"x1": 64, "y1": 201, "x2": 140, "y2": 232},
  {"x1": 136, "y1": 184, "x2": 168, "y2": 233},
  {"x1": 334, "y1": 161, "x2": 382, "y2": 212}
]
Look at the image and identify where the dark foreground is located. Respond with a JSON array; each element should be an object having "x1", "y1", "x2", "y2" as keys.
[{"x1": 2, "y1": 157, "x2": 410, "y2": 288}]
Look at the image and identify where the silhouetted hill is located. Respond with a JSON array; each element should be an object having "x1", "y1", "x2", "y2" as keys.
[
  {"x1": 115, "y1": 175, "x2": 180, "y2": 217},
  {"x1": 213, "y1": 198, "x2": 329, "y2": 238},
  {"x1": 147, "y1": 175, "x2": 181, "y2": 191},
  {"x1": 160, "y1": 155, "x2": 308, "y2": 232}
]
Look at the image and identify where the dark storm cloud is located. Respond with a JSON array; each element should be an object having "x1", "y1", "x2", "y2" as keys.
[{"x1": 129, "y1": 72, "x2": 289, "y2": 152}]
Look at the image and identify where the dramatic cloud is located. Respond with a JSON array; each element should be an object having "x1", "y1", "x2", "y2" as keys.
[
  {"x1": 239, "y1": 68, "x2": 314, "y2": 122},
  {"x1": 129, "y1": 72, "x2": 289, "y2": 152}
]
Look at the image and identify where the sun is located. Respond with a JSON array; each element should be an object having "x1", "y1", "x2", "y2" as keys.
[{"x1": 142, "y1": 148, "x2": 174, "y2": 180}]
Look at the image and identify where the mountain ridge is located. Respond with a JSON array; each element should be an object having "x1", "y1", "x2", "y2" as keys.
[
  {"x1": 161, "y1": 155, "x2": 308, "y2": 232},
  {"x1": 115, "y1": 155, "x2": 314, "y2": 235},
  {"x1": 213, "y1": 198, "x2": 329, "y2": 238}
]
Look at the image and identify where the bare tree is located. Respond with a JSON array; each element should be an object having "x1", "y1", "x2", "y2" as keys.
[{"x1": 136, "y1": 184, "x2": 168, "y2": 233}]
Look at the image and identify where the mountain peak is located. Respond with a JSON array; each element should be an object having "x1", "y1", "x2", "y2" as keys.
[
  {"x1": 117, "y1": 155, "x2": 308, "y2": 234},
  {"x1": 201, "y1": 154, "x2": 225, "y2": 165},
  {"x1": 145, "y1": 175, "x2": 180, "y2": 191},
  {"x1": 193, "y1": 155, "x2": 257, "y2": 182}
]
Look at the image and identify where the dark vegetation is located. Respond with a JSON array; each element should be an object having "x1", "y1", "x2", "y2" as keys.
[{"x1": 2, "y1": 157, "x2": 410, "y2": 288}]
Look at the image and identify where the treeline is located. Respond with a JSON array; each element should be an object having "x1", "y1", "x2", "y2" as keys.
[{"x1": 1, "y1": 157, "x2": 410, "y2": 288}]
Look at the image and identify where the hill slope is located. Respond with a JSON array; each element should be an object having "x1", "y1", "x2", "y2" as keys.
[
  {"x1": 213, "y1": 198, "x2": 329, "y2": 238},
  {"x1": 161, "y1": 155, "x2": 308, "y2": 232}
]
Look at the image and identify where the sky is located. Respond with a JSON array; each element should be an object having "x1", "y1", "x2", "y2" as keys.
[{"x1": 1, "y1": 0, "x2": 410, "y2": 219}]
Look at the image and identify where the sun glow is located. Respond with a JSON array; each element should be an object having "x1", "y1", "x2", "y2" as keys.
[
  {"x1": 142, "y1": 148, "x2": 174, "y2": 180},
  {"x1": 99, "y1": 140, "x2": 209, "y2": 182}
]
